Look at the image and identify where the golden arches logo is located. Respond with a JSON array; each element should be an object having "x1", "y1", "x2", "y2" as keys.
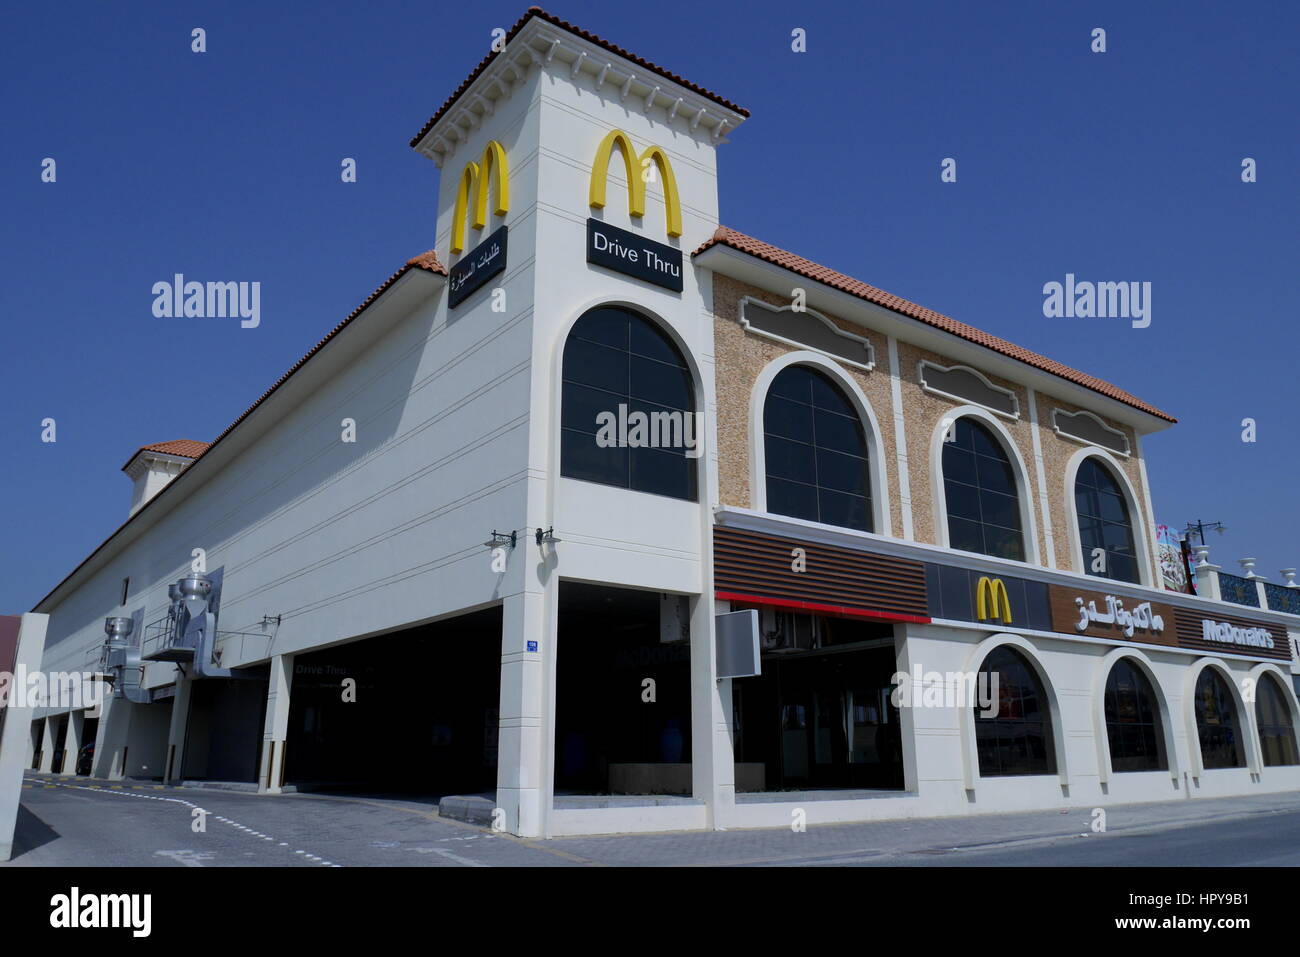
[
  {"x1": 588, "y1": 129, "x2": 682, "y2": 238},
  {"x1": 451, "y1": 140, "x2": 509, "y2": 255},
  {"x1": 975, "y1": 577, "x2": 1013, "y2": 624}
]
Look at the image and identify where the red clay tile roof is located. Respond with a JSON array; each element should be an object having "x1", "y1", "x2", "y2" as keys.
[
  {"x1": 122, "y1": 439, "x2": 210, "y2": 471},
  {"x1": 695, "y1": 226, "x2": 1176, "y2": 423},
  {"x1": 140, "y1": 439, "x2": 209, "y2": 459},
  {"x1": 35, "y1": 250, "x2": 446, "y2": 612},
  {"x1": 409, "y1": 7, "x2": 748, "y2": 149}
]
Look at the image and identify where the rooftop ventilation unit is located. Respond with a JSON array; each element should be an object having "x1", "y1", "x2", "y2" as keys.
[
  {"x1": 142, "y1": 568, "x2": 266, "y2": 680},
  {"x1": 101, "y1": 614, "x2": 153, "y2": 703}
]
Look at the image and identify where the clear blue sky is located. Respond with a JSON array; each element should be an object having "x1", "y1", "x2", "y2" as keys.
[{"x1": 2, "y1": 0, "x2": 1297, "y2": 611}]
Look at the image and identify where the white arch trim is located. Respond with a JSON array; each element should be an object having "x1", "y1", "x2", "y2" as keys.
[
  {"x1": 749, "y1": 350, "x2": 893, "y2": 538},
  {"x1": 1246, "y1": 663, "x2": 1300, "y2": 772},
  {"x1": 1063, "y1": 446, "x2": 1156, "y2": 588},
  {"x1": 1182, "y1": 658, "x2": 1258, "y2": 777},
  {"x1": 959, "y1": 633, "x2": 1068, "y2": 790},
  {"x1": 1091, "y1": 648, "x2": 1180, "y2": 786},
  {"x1": 930, "y1": 405, "x2": 1041, "y2": 566}
]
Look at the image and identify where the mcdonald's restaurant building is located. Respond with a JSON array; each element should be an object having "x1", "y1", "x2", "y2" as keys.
[{"x1": 25, "y1": 8, "x2": 1300, "y2": 838}]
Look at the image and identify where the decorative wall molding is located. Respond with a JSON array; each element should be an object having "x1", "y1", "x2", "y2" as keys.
[
  {"x1": 739, "y1": 297, "x2": 874, "y2": 371},
  {"x1": 1051, "y1": 408, "x2": 1130, "y2": 457},
  {"x1": 918, "y1": 360, "x2": 1019, "y2": 419}
]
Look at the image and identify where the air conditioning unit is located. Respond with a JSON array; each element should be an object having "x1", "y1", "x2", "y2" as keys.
[{"x1": 760, "y1": 609, "x2": 818, "y2": 653}]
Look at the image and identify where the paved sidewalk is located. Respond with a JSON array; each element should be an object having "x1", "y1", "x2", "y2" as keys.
[
  {"x1": 543, "y1": 790, "x2": 1300, "y2": 865},
  {"x1": 8, "y1": 772, "x2": 1300, "y2": 866}
]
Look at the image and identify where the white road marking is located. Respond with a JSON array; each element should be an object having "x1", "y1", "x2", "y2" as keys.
[
  {"x1": 155, "y1": 849, "x2": 215, "y2": 867},
  {"x1": 44, "y1": 781, "x2": 341, "y2": 866},
  {"x1": 406, "y1": 846, "x2": 489, "y2": 867}
]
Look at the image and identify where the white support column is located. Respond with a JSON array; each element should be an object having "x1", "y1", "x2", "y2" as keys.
[
  {"x1": 92, "y1": 692, "x2": 130, "y2": 778},
  {"x1": 1, "y1": 613, "x2": 49, "y2": 861},
  {"x1": 259, "y1": 654, "x2": 294, "y2": 793},
  {"x1": 496, "y1": 588, "x2": 550, "y2": 838},
  {"x1": 1026, "y1": 388, "x2": 1057, "y2": 568},
  {"x1": 886, "y1": 336, "x2": 915, "y2": 540},
  {"x1": 690, "y1": 594, "x2": 733, "y2": 828},
  {"x1": 60, "y1": 712, "x2": 84, "y2": 777},
  {"x1": 164, "y1": 675, "x2": 193, "y2": 783},
  {"x1": 37, "y1": 717, "x2": 57, "y2": 773},
  {"x1": 892, "y1": 624, "x2": 923, "y2": 797}
]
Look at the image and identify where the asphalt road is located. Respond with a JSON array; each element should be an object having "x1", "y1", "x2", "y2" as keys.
[{"x1": 6, "y1": 774, "x2": 1300, "y2": 867}]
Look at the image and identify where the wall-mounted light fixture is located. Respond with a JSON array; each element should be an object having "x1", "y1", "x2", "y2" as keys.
[
  {"x1": 535, "y1": 527, "x2": 561, "y2": 546},
  {"x1": 484, "y1": 530, "x2": 517, "y2": 549}
]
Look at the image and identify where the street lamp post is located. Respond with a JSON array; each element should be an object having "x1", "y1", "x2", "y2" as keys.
[{"x1": 1182, "y1": 519, "x2": 1228, "y2": 547}]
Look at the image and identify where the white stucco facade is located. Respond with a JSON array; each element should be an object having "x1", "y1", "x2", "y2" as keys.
[{"x1": 21, "y1": 10, "x2": 1300, "y2": 839}]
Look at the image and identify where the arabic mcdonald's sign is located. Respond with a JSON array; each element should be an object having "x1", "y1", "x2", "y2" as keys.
[
  {"x1": 975, "y1": 577, "x2": 1013, "y2": 624},
  {"x1": 1048, "y1": 585, "x2": 1178, "y2": 647},
  {"x1": 451, "y1": 140, "x2": 509, "y2": 254},
  {"x1": 588, "y1": 130, "x2": 682, "y2": 238}
]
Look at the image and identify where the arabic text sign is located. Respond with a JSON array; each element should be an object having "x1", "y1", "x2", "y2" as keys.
[
  {"x1": 1048, "y1": 586, "x2": 1178, "y2": 646},
  {"x1": 449, "y1": 225, "x2": 508, "y2": 308}
]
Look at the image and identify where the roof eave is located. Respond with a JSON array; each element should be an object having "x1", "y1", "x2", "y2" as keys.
[
  {"x1": 410, "y1": 8, "x2": 749, "y2": 160},
  {"x1": 694, "y1": 242, "x2": 1176, "y2": 434}
]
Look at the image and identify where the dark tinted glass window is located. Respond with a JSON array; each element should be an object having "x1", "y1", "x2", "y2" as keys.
[
  {"x1": 1256, "y1": 676, "x2": 1299, "y2": 767},
  {"x1": 943, "y1": 418, "x2": 1025, "y2": 561},
  {"x1": 1194, "y1": 669, "x2": 1245, "y2": 769},
  {"x1": 1075, "y1": 457, "x2": 1139, "y2": 584},
  {"x1": 974, "y1": 646, "x2": 1056, "y2": 776},
  {"x1": 561, "y1": 307, "x2": 697, "y2": 500},
  {"x1": 763, "y1": 366, "x2": 872, "y2": 532},
  {"x1": 1104, "y1": 658, "x2": 1168, "y2": 772}
]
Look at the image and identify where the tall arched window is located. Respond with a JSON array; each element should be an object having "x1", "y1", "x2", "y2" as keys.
[
  {"x1": 1104, "y1": 658, "x2": 1167, "y2": 772},
  {"x1": 1256, "y1": 675, "x2": 1299, "y2": 766},
  {"x1": 561, "y1": 306, "x2": 697, "y2": 501},
  {"x1": 942, "y1": 417, "x2": 1025, "y2": 561},
  {"x1": 1194, "y1": 668, "x2": 1245, "y2": 769},
  {"x1": 1075, "y1": 456, "x2": 1139, "y2": 583},
  {"x1": 763, "y1": 365, "x2": 872, "y2": 532},
  {"x1": 974, "y1": 646, "x2": 1056, "y2": 776}
]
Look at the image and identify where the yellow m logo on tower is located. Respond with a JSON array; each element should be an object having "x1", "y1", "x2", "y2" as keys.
[
  {"x1": 451, "y1": 140, "x2": 509, "y2": 255},
  {"x1": 975, "y1": 577, "x2": 1013, "y2": 624},
  {"x1": 588, "y1": 129, "x2": 682, "y2": 238}
]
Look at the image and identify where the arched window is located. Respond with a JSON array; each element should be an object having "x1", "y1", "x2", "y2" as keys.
[
  {"x1": 561, "y1": 306, "x2": 697, "y2": 501},
  {"x1": 763, "y1": 365, "x2": 872, "y2": 532},
  {"x1": 974, "y1": 646, "x2": 1056, "y2": 776},
  {"x1": 942, "y1": 417, "x2": 1025, "y2": 561},
  {"x1": 1256, "y1": 675, "x2": 1299, "y2": 766},
  {"x1": 1075, "y1": 457, "x2": 1139, "y2": 583},
  {"x1": 1194, "y1": 669, "x2": 1245, "y2": 769},
  {"x1": 1103, "y1": 658, "x2": 1167, "y2": 772}
]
